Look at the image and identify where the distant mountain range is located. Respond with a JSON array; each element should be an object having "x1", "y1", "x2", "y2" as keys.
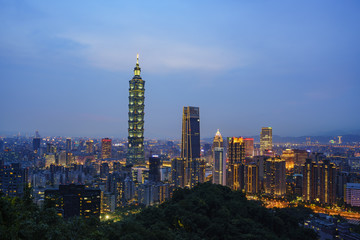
[{"x1": 204, "y1": 134, "x2": 360, "y2": 144}]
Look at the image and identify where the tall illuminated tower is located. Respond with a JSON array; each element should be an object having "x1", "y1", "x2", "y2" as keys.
[
  {"x1": 260, "y1": 127, "x2": 272, "y2": 155},
  {"x1": 212, "y1": 130, "x2": 224, "y2": 185},
  {"x1": 127, "y1": 54, "x2": 145, "y2": 165}
]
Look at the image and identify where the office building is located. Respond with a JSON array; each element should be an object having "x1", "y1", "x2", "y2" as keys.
[
  {"x1": 212, "y1": 129, "x2": 223, "y2": 149},
  {"x1": 171, "y1": 158, "x2": 186, "y2": 188},
  {"x1": 244, "y1": 163, "x2": 259, "y2": 194},
  {"x1": 149, "y1": 155, "x2": 161, "y2": 182},
  {"x1": 127, "y1": 54, "x2": 145, "y2": 165},
  {"x1": 213, "y1": 147, "x2": 225, "y2": 185},
  {"x1": 244, "y1": 138, "x2": 254, "y2": 157},
  {"x1": 66, "y1": 138, "x2": 72, "y2": 152},
  {"x1": 264, "y1": 157, "x2": 286, "y2": 196},
  {"x1": 345, "y1": 183, "x2": 360, "y2": 207},
  {"x1": 45, "y1": 184, "x2": 100, "y2": 219},
  {"x1": 260, "y1": 127, "x2": 272, "y2": 155},
  {"x1": 226, "y1": 137, "x2": 245, "y2": 191},
  {"x1": 302, "y1": 159, "x2": 337, "y2": 204},
  {"x1": 101, "y1": 138, "x2": 112, "y2": 159},
  {"x1": 181, "y1": 106, "x2": 201, "y2": 187},
  {"x1": 86, "y1": 140, "x2": 94, "y2": 154},
  {"x1": 0, "y1": 163, "x2": 26, "y2": 197}
]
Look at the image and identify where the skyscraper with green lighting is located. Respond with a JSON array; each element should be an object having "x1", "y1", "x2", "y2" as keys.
[{"x1": 127, "y1": 54, "x2": 145, "y2": 165}]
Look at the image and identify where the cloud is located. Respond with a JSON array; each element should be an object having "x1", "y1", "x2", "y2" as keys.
[{"x1": 57, "y1": 33, "x2": 246, "y2": 73}]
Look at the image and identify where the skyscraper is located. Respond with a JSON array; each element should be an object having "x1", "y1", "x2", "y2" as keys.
[
  {"x1": 260, "y1": 127, "x2": 272, "y2": 155},
  {"x1": 171, "y1": 157, "x2": 186, "y2": 188},
  {"x1": 213, "y1": 147, "x2": 224, "y2": 185},
  {"x1": 149, "y1": 155, "x2": 161, "y2": 182},
  {"x1": 226, "y1": 137, "x2": 245, "y2": 191},
  {"x1": 101, "y1": 138, "x2": 112, "y2": 159},
  {"x1": 264, "y1": 157, "x2": 286, "y2": 196},
  {"x1": 86, "y1": 140, "x2": 94, "y2": 154},
  {"x1": 302, "y1": 159, "x2": 337, "y2": 204},
  {"x1": 243, "y1": 138, "x2": 254, "y2": 157},
  {"x1": 127, "y1": 54, "x2": 145, "y2": 165},
  {"x1": 212, "y1": 130, "x2": 225, "y2": 185},
  {"x1": 181, "y1": 106, "x2": 201, "y2": 187},
  {"x1": 66, "y1": 138, "x2": 72, "y2": 152},
  {"x1": 244, "y1": 163, "x2": 259, "y2": 194}
]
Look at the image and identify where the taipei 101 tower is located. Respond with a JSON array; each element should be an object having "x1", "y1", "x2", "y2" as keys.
[{"x1": 127, "y1": 54, "x2": 145, "y2": 165}]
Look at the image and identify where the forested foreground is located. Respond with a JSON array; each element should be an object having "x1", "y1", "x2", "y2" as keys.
[{"x1": 0, "y1": 183, "x2": 317, "y2": 240}]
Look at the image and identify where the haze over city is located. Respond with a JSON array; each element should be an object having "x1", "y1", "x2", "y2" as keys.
[{"x1": 1, "y1": 0, "x2": 360, "y2": 138}]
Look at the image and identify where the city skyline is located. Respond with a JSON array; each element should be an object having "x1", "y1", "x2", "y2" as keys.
[{"x1": 1, "y1": 1, "x2": 360, "y2": 138}]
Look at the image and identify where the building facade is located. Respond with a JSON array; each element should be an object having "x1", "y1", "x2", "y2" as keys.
[
  {"x1": 260, "y1": 127, "x2": 272, "y2": 155},
  {"x1": 101, "y1": 138, "x2": 112, "y2": 159},
  {"x1": 227, "y1": 137, "x2": 245, "y2": 191},
  {"x1": 45, "y1": 184, "x2": 101, "y2": 219},
  {"x1": 181, "y1": 106, "x2": 201, "y2": 188},
  {"x1": 302, "y1": 159, "x2": 337, "y2": 204},
  {"x1": 264, "y1": 157, "x2": 286, "y2": 196}
]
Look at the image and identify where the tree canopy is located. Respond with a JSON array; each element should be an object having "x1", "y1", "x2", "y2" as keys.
[{"x1": 0, "y1": 183, "x2": 317, "y2": 240}]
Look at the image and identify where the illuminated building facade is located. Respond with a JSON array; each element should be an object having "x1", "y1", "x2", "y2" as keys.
[
  {"x1": 181, "y1": 106, "x2": 201, "y2": 187},
  {"x1": 226, "y1": 137, "x2": 245, "y2": 191},
  {"x1": 212, "y1": 129, "x2": 223, "y2": 149},
  {"x1": 101, "y1": 138, "x2": 112, "y2": 159},
  {"x1": 260, "y1": 127, "x2": 272, "y2": 155},
  {"x1": 345, "y1": 183, "x2": 360, "y2": 207},
  {"x1": 212, "y1": 130, "x2": 225, "y2": 185},
  {"x1": 244, "y1": 138, "x2": 254, "y2": 157},
  {"x1": 264, "y1": 157, "x2": 286, "y2": 196},
  {"x1": 86, "y1": 140, "x2": 94, "y2": 154},
  {"x1": 127, "y1": 54, "x2": 145, "y2": 165},
  {"x1": 45, "y1": 184, "x2": 101, "y2": 219},
  {"x1": 244, "y1": 163, "x2": 259, "y2": 194},
  {"x1": 302, "y1": 159, "x2": 337, "y2": 204}
]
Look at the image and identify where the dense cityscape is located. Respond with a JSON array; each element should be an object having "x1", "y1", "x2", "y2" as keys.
[
  {"x1": 2, "y1": 1, "x2": 360, "y2": 239},
  {"x1": 1, "y1": 56, "x2": 360, "y2": 239}
]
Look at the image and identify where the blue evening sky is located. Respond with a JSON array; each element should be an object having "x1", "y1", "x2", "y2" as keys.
[{"x1": 0, "y1": 0, "x2": 359, "y2": 138}]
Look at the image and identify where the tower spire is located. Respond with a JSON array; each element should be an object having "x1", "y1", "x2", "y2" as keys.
[{"x1": 134, "y1": 53, "x2": 141, "y2": 76}]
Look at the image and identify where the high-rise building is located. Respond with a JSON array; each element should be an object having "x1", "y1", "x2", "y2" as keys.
[
  {"x1": 244, "y1": 138, "x2": 254, "y2": 157},
  {"x1": 260, "y1": 127, "x2": 272, "y2": 155},
  {"x1": 0, "y1": 163, "x2": 26, "y2": 197},
  {"x1": 212, "y1": 130, "x2": 225, "y2": 185},
  {"x1": 86, "y1": 140, "x2": 94, "y2": 154},
  {"x1": 66, "y1": 138, "x2": 72, "y2": 152},
  {"x1": 101, "y1": 138, "x2": 112, "y2": 159},
  {"x1": 264, "y1": 157, "x2": 286, "y2": 196},
  {"x1": 244, "y1": 163, "x2": 259, "y2": 194},
  {"x1": 149, "y1": 155, "x2": 161, "y2": 182},
  {"x1": 127, "y1": 54, "x2": 145, "y2": 165},
  {"x1": 33, "y1": 131, "x2": 41, "y2": 153},
  {"x1": 181, "y1": 106, "x2": 201, "y2": 188},
  {"x1": 226, "y1": 137, "x2": 245, "y2": 191},
  {"x1": 171, "y1": 157, "x2": 186, "y2": 188},
  {"x1": 302, "y1": 159, "x2": 337, "y2": 204},
  {"x1": 212, "y1": 129, "x2": 223, "y2": 149},
  {"x1": 213, "y1": 147, "x2": 225, "y2": 185}
]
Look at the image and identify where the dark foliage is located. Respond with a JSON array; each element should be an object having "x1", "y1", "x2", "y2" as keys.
[{"x1": 0, "y1": 183, "x2": 317, "y2": 240}]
